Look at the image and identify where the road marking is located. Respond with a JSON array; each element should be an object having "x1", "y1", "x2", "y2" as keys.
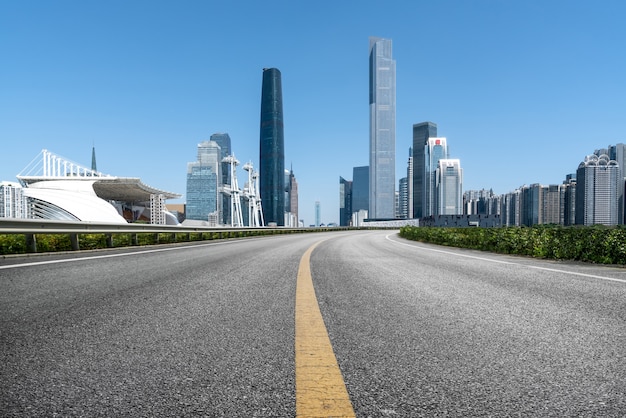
[
  {"x1": 0, "y1": 237, "x2": 265, "y2": 270},
  {"x1": 386, "y1": 233, "x2": 626, "y2": 284},
  {"x1": 295, "y1": 241, "x2": 355, "y2": 417}
]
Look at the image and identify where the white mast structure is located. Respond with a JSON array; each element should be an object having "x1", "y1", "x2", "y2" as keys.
[
  {"x1": 243, "y1": 161, "x2": 264, "y2": 227},
  {"x1": 221, "y1": 155, "x2": 244, "y2": 227}
]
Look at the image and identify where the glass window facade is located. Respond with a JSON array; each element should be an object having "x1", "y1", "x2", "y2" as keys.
[
  {"x1": 259, "y1": 68, "x2": 285, "y2": 226},
  {"x1": 369, "y1": 37, "x2": 396, "y2": 219},
  {"x1": 412, "y1": 122, "x2": 437, "y2": 218},
  {"x1": 186, "y1": 141, "x2": 221, "y2": 221}
]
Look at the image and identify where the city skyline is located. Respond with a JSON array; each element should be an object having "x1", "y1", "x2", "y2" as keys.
[{"x1": 1, "y1": 1, "x2": 625, "y2": 225}]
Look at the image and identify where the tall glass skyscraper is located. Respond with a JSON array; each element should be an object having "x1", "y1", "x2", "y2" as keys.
[
  {"x1": 412, "y1": 122, "x2": 437, "y2": 218},
  {"x1": 576, "y1": 154, "x2": 619, "y2": 225},
  {"x1": 369, "y1": 37, "x2": 396, "y2": 219},
  {"x1": 210, "y1": 133, "x2": 231, "y2": 225},
  {"x1": 186, "y1": 140, "x2": 221, "y2": 221},
  {"x1": 352, "y1": 166, "x2": 369, "y2": 215},
  {"x1": 259, "y1": 68, "x2": 285, "y2": 226},
  {"x1": 437, "y1": 159, "x2": 463, "y2": 215},
  {"x1": 339, "y1": 176, "x2": 353, "y2": 226},
  {"x1": 425, "y1": 137, "x2": 448, "y2": 217}
]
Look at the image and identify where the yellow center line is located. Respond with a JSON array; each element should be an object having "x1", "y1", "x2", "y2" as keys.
[{"x1": 295, "y1": 240, "x2": 355, "y2": 418}]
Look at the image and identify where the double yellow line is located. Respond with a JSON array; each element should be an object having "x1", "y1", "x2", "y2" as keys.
[{"x1": 295, "y1": 241, "x2": 355, "y2": 417}]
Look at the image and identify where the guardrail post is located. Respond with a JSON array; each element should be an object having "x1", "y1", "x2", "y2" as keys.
[
  {"x1": 70, "y1": 233, "x2": 80, "y2": 251},
  {"x1": 131, "y1": 233, "x2": 138, "y2": 246},
  {"x1": 106, "y1": 234, "x2": 113, "y2": 248},
  {"x1": 25, "y1": 234, "x2": 37, "y2": 253}
]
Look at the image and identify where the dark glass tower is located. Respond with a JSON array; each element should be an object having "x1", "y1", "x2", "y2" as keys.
[
  {"x1": 339, "y1": 176, "x2": 353, "y2": 226},
  {"x1": 412, "y1": 122, "x2": 437, "y2": 218},
  {"x1": 260, "y1": 68, "x2": 285, "y2": 225},
  {"x1": 352, "y1": 166, "x2": 369, "y2": 214}
]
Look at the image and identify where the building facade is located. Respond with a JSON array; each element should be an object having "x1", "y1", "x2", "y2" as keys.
[
  {"x1": 576, "y1": 154, "x2": 620, "y2": 225},
  {"x1": 259, "y1": 67, "x2": 285, "y2": 226},
  {"x1": 339, "y1": 176, "x2": 353, "y2": 226},
  {"x1": 0, "y1": 181, "x2": 26, "y2": 219},
  {"x1": 285, "y1": 167, "x2": 299, "y2": 227},
  {"x1": 369, "y1": 37, "x2": 396, "y2": 219},
  {"x1": 406, "y1": 147, "x2": 413, "y2": 219},
  {"x1": 186, "y1": 140, "x2": 221, "y2": 221},
  {"x1": 398, "y1": 177, "x2": 408, "y2": 219},
  {"x1": 437, "y1": 159, "x2": 463, "y2": 215},
  {"x1": 210, "y1": 133, "x2": 232, "y2": 225},
  {"x1": 352, "y1": 166, "x2": 369, "y2": 217},
  {"x1": 425, "y1": 137, "x2": 449, "y2": 217},
  {"x1": 607, "y1": 143, "x2": 626, "y2": 224},
  {"x1": 412, "y1": 122, "x2": 437, "y2": 218}
]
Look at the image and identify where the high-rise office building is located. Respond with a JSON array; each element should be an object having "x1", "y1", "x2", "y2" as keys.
[
  {"x1": 315, "y1": 201, "x2": 321, "y2": 227},
  {"x1": 437, "y1": 159, "x2": 463, "y2": 215},
  {"x1": 352, "y1": 166, "x2": 369, "y2": 215},
  {"x1": 412, "y1": 122, "x2": 437, "y2": 218},
  {"x1": 562, "y1": 174, "x2": 577, "y2": 226},
  {"x1": 285, "y1": 167, "x2": 299, "y2": 227},
  {"x1": 607, "y1": 143, "x2": 626, "y2": 224},
  {"x1": 406, "y1": 147, "x2": 413, "y2": 219},
  {"x1": 369, "y1": 37, "x2": 396, "y2": 219},
  {"x1": 0, "y1": 181, "x2": 26, "y2": 219},
  {"x1": 339, "y1": 176, "x2": 353, "y2": 226},
  {"x1": 259, "y1": 68, "x2": 285, "y2": 226},
  {"x1": 576, "y1": 154, "x2": 620, "y2": 225},
  {"x1": 186, "y1": 140, "x2": 221, "y2": 221},
  {"x1": 425, "y1": 137, "x2": 449, "y2": 217},
  {"x1": 210, "y1": 133, "x2": 232, "y2": 225},
  {"x1": 398, "y1": 177, "x2": 408, "y2": 219}
]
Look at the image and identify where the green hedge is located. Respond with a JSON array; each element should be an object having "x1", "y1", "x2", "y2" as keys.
[
  {"x1": 399, "y1": 225, "x2": 626, "y2": 264},
  {"x1": 0, "y1": 226, "x2": 353, "y2": 256}
]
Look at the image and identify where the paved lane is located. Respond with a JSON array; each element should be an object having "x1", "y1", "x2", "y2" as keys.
[
  {"x1": 2, "y1": 230, "x2": 626, "y2": 417},
  {"x1": 312, "y1": 231, "x2": 626, "y2": 417},
  {"x1": 1, "y1": 234, "x2": 326, "y2": 417}
]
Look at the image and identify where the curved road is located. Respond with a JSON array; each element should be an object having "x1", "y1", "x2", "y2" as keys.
[{"x1": 1, "y1": 230, "x2": 625, "y2": 416}]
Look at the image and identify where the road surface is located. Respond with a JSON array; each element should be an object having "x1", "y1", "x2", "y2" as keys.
[{"x1": 1, "y1": 230, "x2": 625, "y2": 416}]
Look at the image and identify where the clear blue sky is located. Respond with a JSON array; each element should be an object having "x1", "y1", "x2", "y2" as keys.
[{"x1": 1, "y1": 1, "x2": 625, "y2": 225}]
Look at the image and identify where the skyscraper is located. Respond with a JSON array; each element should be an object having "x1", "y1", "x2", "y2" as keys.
[
  {"x1": 398, "y1": 177, "x2": 408, "y2": 219},
  {"x1": 285, "y1": 167, "x2": 299, "y2": 227},
  {"x1": 406, "y1": 147, "x2": 413, "y2": 219},
  {"x1": 260, "y1": 68, "x2": 285, "y2": 226},
  {"x1": 576, "y1": 154, "x2": 619, "y2": 225},
  {"x1": 352, "y1": 166, "x2": 369, "y2": 215},
  {"x1": 369, "y1": 37, "x2": 396, "y2": 219},
  {"x1": 315, "y1": 201, "x2": 321, "y2": 227},
  {"x1": 412, "y1": 122, "x2": 437, "y2": 218},
  {"x1": 210, "y1": 133, "x2": 232, "y2": 225},
  {"x1": 436, "y1": 159, "x2": 463, "y2": 215},
  {"x1": 339, "y1": 176, "x2": 353, "y2": 226},
  {"x1": 424, "y1": 137, "x2": 448, "y2": 217},
  {"x1": 186, "y1": 140, "x2": 221, "y2": 221},
  {"x1": 608, "y1": 143, "x2": 626, "y2": 224}
]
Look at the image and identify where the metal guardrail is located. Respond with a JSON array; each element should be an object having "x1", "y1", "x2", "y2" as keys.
[
  {"x1": 0, "y1": 218, "x2": 286, "y2": 234},
  {"x1": 0, "y1": 219, "x2": 311, "y2": 253}
]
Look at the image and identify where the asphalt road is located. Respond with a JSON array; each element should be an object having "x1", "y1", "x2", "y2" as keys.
[{"x1": 1, "y1": 230, "x2": 625, "y2": 417}]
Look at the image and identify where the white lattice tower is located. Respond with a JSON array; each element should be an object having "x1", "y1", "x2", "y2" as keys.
[{"x1": 222, "y1": 155, "x2": 244, "y2": 227}]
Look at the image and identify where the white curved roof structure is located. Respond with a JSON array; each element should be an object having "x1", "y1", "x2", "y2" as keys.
[
  {"x1": 15, "y1": 149, "x2": 181, "y2": 224},
  {"x1": 23, "y1": 180, "x2": 127, "y2": 223}
]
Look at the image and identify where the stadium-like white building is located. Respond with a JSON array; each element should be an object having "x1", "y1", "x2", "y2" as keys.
[{"x1": 2, "y1": 149, "x2": 180, "y2": 225}]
